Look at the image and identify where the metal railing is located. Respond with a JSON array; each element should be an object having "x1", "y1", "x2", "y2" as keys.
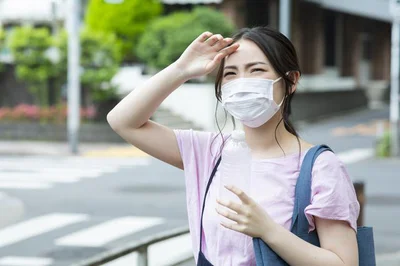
[
  {"x1": 71, "y1": 226, "x2": 191, "y2": 266},
  {"x1": 72, "y1": 182, "x2": 366, "y2": 266}
]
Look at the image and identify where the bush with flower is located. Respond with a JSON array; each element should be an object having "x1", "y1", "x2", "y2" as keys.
[{"x1": 0, "y1": 104, "x2": 96, "y2": 124}]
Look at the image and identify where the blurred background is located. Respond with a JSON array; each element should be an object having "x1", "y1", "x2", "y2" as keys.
[{"x1": 0, "y1": 0, "x2": 399, "y2": 265}]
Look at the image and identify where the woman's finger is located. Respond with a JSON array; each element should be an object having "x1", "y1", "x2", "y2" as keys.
[
  {"x1": 225, "y1": 185, "x2": 251, "y2": 204},
  {"x1": 217, "y1": 198, "x2": 242, "y2": 213},
  {"x1": 197, "y1": 31, "x2": 213, "y2": 42},
  {"x1": 216, "y1": 207, "x2": 241, "y2": 223},
  {"x1": 205, "y1": 34, "x2": 223, "y2": 46},
  {"x1": 208, "y1": 43, "x2": 239, "y2": 67},
  {"x1": 220, "y1": 221, "x2": 245, "y2": 233},
  {"x1": 213, "y1": 38, "x2": 233, "y2": 52},
  {"x1": 218, "y1": 43, "x2": 240, "y2": 57}
]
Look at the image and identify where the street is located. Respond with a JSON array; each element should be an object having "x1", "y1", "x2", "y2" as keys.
[
  {"x1": 0, "y1": 156, "x2": 188, "y2": 266},
  {"x1": 0, "y1": 107, "x2": 399, "y2": 266}
]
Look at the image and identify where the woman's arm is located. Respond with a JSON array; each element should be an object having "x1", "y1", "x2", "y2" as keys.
[
  {"x1": 107, "y1": 63, "x2": 189, "y2": 169},
  {"x1": 217, "y1": 185, "x2": 359, "y2": 266},
  {"x1": 107, "y1": 32, "x2": 239, "y2": 169},
  {"x1": 262, "y1": 217, "x2": 358, "y2": 266}
]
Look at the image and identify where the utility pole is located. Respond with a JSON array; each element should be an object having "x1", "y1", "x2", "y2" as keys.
[
  {"x1": 51, "y1": 0, "x2": 58, "y2": 35},
  {"x1": 279, "y1": 0, "x2": 291, "y2": 39},
  {"x1": 66, "y1": 0, "x2": 81, "y2": 154},
  {"x1": 390, "y1": 0, "x2": 400, "y2": 157}
]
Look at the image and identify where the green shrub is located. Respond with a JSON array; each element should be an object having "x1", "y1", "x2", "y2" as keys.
[
  {"x1": 376, "y1": 131, "x2": 391, "y2": 158},
  {"x1": 85, "y1": 0, "x2": 162, "y2": 61},
  {"x1": 136, "y1": 6, "x2": 235, "y2": 69},
  {"x1": 8, "y1": 26, "x2": 55, "y2": 106},
  {"x1": 0, "y1": 27, "x2": 5, "y2": 72},
  {"x1": 54, "y1": 28, "x2": 123, "y2": 103}
]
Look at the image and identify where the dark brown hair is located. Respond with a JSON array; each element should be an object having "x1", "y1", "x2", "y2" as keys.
[{"x1": 212, "y1": 26, "x2": 301, "y2": 157}]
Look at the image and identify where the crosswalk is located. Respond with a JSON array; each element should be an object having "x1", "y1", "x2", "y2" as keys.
[
  {"x1": 0, "y1": 212, "x2": 191, "y2": 266},
  {"x1": 0, "y1": 157, "x2": 150, "y2": 190}
]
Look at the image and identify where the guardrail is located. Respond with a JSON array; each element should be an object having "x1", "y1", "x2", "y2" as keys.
[
  {"x1": 72, "y1": 226, "x2": 191, "y2": 266},
  {"x1": 72, "y1": 182, "x2": 366, "y2": 266}
]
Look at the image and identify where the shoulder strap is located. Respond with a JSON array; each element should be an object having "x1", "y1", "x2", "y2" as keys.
[
  {"x1": 290, "y1": 145, "x2": 332, "y2": 235},
  {"x1": 199, "y1": 156, "x2": 222, "y2": 253}
]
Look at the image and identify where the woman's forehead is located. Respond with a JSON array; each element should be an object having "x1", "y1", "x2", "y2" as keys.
[{"x1": 225, "y1": 39, "x2": 269, "y2": 65}]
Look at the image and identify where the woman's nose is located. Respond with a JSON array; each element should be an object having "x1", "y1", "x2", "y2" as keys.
[{"x1": 239, "y1": 71, "x2": 250, "y2": 79}]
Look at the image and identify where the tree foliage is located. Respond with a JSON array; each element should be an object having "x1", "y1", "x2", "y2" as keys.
[
  {"x1": 136, "y1": 7, "x2": 235, "y2": 69},
  {"x1": 85, "y1": 0, "x2": 162, "y2": 61},
  {"x1": 8, "y1": 26, "x2": 55, "y2": 106},
  {"x1": 0, "y1": 27, "x2": 5, "y2": 72},
  {"x1": 55, "y1": 28, "x2": 123, "y2": 103}
]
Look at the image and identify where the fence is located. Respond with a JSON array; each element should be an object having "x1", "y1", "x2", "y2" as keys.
[{"x1": 73, "y1": 182, "x2": 366, "y2": 266}]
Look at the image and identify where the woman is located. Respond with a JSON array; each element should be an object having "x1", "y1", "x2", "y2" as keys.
[{"x1": 107, "y1": 26, "x2": 360, "y2": 266}]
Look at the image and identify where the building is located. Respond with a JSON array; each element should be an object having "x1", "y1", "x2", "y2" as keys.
[
  {"x1": 156, "y1": 0, "x2": 394, "y2": 130},
  {"x1": 219, "y1": 0, "x2": 391, "y2": 96},
  {"x1": 0, "y1": 0, "x2": 394, "y2": 129}
]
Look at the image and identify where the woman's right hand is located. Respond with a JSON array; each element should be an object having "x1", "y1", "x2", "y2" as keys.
[{"x1": 175, "y1": 32, "x2": 240, "y2": 80}]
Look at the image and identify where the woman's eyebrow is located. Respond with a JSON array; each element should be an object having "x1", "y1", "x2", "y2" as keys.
[{"x1": 224, "y1": 62, "x2": 268, "y2": 70}]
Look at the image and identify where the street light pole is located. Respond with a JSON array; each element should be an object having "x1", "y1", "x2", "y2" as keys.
[
  {"x1": 279, "y1": 0, "x2": 291, "y2": 39},
  {"x1": 390, "y1": 22, "x2": 400, "y2": 157},
  {"x1": 66, "y1": 0, "x2": 81, "y2": 154},
  {"x1": 390, "y1": 0, "x2": 400, "y2": 157}
]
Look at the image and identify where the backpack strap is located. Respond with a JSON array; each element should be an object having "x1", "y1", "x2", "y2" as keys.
[
  {"x1": 290, "y1": 145, "x2": 333, "y2": 235},
  {"x1": 199, "y1": 156, "x2": 222, "y2": 253}
]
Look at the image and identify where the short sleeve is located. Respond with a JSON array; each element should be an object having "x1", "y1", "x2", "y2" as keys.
[
  {"x1": 304, "y1": 151, "x2": 360, "y2": 232},
  {"x1": 174, "y1": 129, "x2": 225, "y2": 177}
]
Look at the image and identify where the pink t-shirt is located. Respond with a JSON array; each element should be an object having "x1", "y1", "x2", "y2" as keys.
[{"x1": 174, "y1": 129, "x2": 360, "y2": 266}]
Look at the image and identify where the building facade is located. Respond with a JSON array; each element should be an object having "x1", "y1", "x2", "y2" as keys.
[{"x1": 217, "y1": 0, "x2": 392, "y2": 95}]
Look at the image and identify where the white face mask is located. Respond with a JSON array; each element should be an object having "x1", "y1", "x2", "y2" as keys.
[{"x1": 221, "y1": 77, "x2": 283, "y2": 128}]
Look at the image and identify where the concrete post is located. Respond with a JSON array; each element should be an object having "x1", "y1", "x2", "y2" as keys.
[{"x1": 66, "y1": 0, "x2": 81, "y2": 154}]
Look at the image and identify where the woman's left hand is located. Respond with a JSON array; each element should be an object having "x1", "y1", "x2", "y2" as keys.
[{"x1": 216, "y1": 185, "x2": 276, "y2": 238}]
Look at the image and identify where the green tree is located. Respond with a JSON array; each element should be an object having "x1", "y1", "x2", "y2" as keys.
[
  {"x1": 0, "y1": 27, "x2": 5, "y2": 72},
  {"x1": 8, "y1": 26, "x2": 56, "y2": 106},
  {"x1": 85, "y1": 0, "x2": 162, "y2": 61},
  {"x1": 136, "y1": 7, "x2": 235, "y2": 70},
  {"x1": 55, "y1": 28, "x2": 123, "y2": 105}
]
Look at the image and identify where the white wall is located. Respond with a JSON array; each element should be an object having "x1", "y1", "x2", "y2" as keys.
[{"x1": 0, "y1": 0, "x2": 65, "y2": 24}]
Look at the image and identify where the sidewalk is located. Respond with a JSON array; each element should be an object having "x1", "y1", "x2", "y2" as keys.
[{"x1": 0, "y1": 140, "x2": 149, "y2": 157}]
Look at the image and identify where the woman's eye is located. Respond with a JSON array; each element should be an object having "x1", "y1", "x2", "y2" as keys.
[
  {"x1": 224, "y1": 72, "x2": 235, "y2": 77},
  {"x1": 251, "y1": 68, "x2": 265, "y2": 73}
]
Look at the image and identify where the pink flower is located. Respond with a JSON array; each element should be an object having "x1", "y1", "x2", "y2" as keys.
[
  {"x1": 0, "y1": 108, "x2": 11, "y2": 120},
  {"x1": 84, "y1": 106, "x2": 97, "y2": 119}
]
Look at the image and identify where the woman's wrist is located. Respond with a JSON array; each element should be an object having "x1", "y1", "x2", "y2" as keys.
[
  {"x1": 170, "y1": 61, "x2": 192, "y2": 83},
  {"x1": 260, "y1": 220, "x2": 281, "y2": 245}
]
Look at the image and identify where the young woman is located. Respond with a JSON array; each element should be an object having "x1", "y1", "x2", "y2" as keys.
[{"x1": 107, "y1": 26, "x2": 360, "y2": 266}]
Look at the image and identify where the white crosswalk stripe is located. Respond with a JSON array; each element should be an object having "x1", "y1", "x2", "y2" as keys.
[
  {"x1": 0, "y1": 181, "x2": 52, "y2": 190},
  {"x1": 0, "y1": 256, "x2": 53, "y2": 266},
  {"x1": 0, "y1": 157, "x2": 150, "y2": 190},
  {"x1": 0, "y1": 213, "x2": 169, "y2": 266},
  {"x1": 0, "y1": 173, "x2": 80, "y2": 183},
  {"x1": 0, "y1": 213, "x2": 89, "y2": 248},
  {"x1": 337, "y1": 148, "x2": 374, "y2": 164}
]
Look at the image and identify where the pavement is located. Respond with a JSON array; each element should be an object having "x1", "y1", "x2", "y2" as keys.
[
  {"x1": 0, "y1": 141, "x2": 149, "y2": 158},
  {"x1": 0, "y1": 106, "x2": 399, "y2": 266}
]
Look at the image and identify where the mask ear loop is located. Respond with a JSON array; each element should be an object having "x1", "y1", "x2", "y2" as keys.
[{"x1": 275, "y1": 71, "x2": 294, "y2": 107}]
